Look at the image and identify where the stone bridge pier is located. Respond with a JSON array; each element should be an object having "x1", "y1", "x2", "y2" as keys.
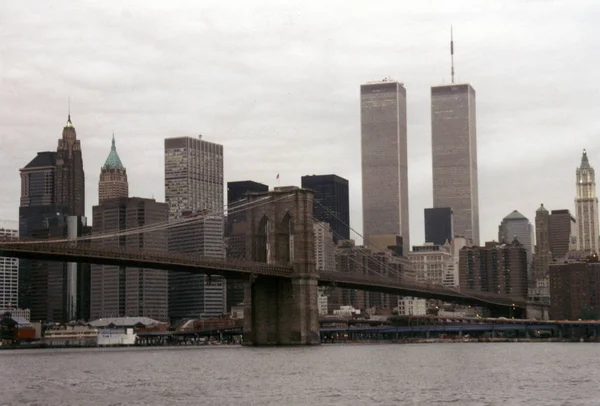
[{"x1": 242, "y1": 187, "x2": 320, "y2": 345}]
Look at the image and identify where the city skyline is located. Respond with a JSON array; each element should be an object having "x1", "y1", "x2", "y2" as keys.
[{"x1": 2, "y1": 1, "x2": 600, "y2": 246}]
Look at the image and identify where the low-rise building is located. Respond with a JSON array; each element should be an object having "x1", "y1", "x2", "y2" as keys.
[{"x1": 395, "y1": 297, "x2": 427, "y2": 316}]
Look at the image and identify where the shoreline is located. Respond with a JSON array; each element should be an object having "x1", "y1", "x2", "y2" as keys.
[{"x1": 1, "y1": 337, "x2": 598, "y2": 351}]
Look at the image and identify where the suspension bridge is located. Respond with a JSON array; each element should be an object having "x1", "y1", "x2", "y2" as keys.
[{"x1": 0, "y1": 187, "x2": 545, "y2": 345}]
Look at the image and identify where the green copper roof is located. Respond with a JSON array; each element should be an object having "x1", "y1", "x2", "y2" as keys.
[
  {"x1": 536, "y1": 203, "x2": 548, "y2": 212},
  {"x1": 503, "y1": 210, "x2": 527, "y2": 221},
  {"x1": 102, "y1": 134, "x2": 125, "y2": 170},
  {"x1": 65, "y1": 114, "x2": 73, "y2": 128}
]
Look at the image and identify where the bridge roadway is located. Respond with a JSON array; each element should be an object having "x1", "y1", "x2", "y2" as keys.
[{"x1": 0, "y1": 242, "x2": 534, "y2": 309}]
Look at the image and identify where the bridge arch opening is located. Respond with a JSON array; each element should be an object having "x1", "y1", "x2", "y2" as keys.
[
  {"x1": 276, "y1": 212, "x2": 294, "y2": 264},
  {"x1": 253, "y1": 215, "x2": 269, "y2": 263}
]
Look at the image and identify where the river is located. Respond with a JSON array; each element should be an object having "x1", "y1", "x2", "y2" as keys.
[{"x1": 1, "y1": 343, "x2": 599, "y2": 405}]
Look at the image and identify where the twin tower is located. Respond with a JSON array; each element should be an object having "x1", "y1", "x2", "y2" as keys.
[{"x1": 360, "y1": 80, "x2": 479, "y2": 252}]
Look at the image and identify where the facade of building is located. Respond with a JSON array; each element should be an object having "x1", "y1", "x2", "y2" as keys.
[
  {"x1": 530, "y1": 204, "x2": 552, "y2": 302},
  {"x1": 169, "y1": 214, "x2": 226, "y2": 320},
  {"x1": 301, "y1": 174, "x2": 350, "y2": 242},
  {"x1": 225, "y1": 180, "x2": 268, "y2": 311},
  {"x1": 164, "y1": 136, "x2": 224, "y2": 218},
  {"x1": 424, "y1": 207, "x2": 454, "y2": 245},
  {"x1": 360, "y1": 80, "x2": 410, "y2": 255},
  {"x1": 18, "y1": 116, "x2": 87, "y2": 321},
  {"x1": 459, "y1": 239, "x2": 528, "y2": 299},
  {"x1": 431, "y1": 83, "x2": 479, "y2": 245},
  {"x1": 396, "y1": 297, "x2": 427, "y2": 316},
  {"x1": 550, "y1": 261, "x2": 600, "y2": 320},
  {"x1": 165, "y1": 136, "x2": 226, "y2": 320},
  {"x1": 91, "y1": 197, "x2": 169, "y2": 322},
  {"x1": 314, "y1": 222, "x2": 336, "y2": 272},
  {"x1": 575, "y1": 150, "x2": 599, "y2": 254},
  {"x1": 408, "y1": 243, "x2": 452, "y2": 285},
  {"x1": 0, "y1": 221, "x2": 18, "y2": 309},
  {"x1": 498, "y1": 210, "x2": 534, "y2": 265},
  {"x1": 548, "y1": 209, "x2": 577, "y2": 260},
  {"x1": 99, "y1": 135, "x2": 128, "y2": 204},
  {"x1": 54, "y1": 115, "x2": 85, "y2": 217}
]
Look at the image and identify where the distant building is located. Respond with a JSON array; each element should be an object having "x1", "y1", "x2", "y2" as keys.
[
  {"x1": 98, "y1": 135, "x2": 128, "y2": 204},
  {"x1": 18, "y1": 116, "x2": 86, "y2": 322},
  {"x1": 314, "y1": 222, "x2": 336, "y2": 272},
  {"x1": 530, "y1": 204, "x2": 552, "y2": 302},
  {"x1": 164, "y1": 136, "x2": 224, "y2": 218},
  {"x1": 550, "y1": 261, "x2": 600, "y2": 320},
  {"x1": 301, "y1": 174, "x2": 350, "y2": 242},
  {"x1": 169, "y1": 214, "x2": 226, "y2": 320},
  {"x1": 498, "y1": 210, "x2": 534, "y2": 265},
  {"x1": 459, "y1": 239, "x2": 528, "y2": 299},
  {"x1": 361, "y1": 80, "x2": 410, "y2": 255},
  {"x1": 226, "y1": 180, "x2": 268, "y2": 236},
  {"x1": 548, "y1": 209, "x2": 577, "y2": 260},
  {"x1": 431, "y1": 83, "x2": 479, "y2": 245},
  {"x1": 91, "y1": 197, "x2": 169, "y2": 322},
  {"x1": 424, "y1": 207, "x2": 454, "y2": 245},
  {"x1": 408, "y1": 243, "x2": 452, "y2": 285},
  {"x1": 445, "y1": 236, "x2": 470, "y2": 287},
  {"x1": 396, "y1": 297, "x2": 427, "y2": 316},
  {"x1": 0, "y1": 221, "x2": 18, "y2": 309},
  {"x1": 165, "y1": 136, "x2": 226, "y2": 321},
  {"x1": 575, "y1": 150, "x2": 599, "y2": 254}
]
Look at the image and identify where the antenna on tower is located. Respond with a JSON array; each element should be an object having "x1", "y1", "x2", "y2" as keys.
[{"x1": 450, "y1": 25, "x2": 455, "y2": 84}]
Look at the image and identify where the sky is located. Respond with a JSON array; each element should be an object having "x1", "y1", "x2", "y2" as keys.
[{"x1": 2, "y1": 0, "x2": 600, "y2": 246}]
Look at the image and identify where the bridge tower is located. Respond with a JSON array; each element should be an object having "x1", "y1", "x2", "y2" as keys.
[{"x1": 243, "y1": 186, "x2": 320, "y2": 345}]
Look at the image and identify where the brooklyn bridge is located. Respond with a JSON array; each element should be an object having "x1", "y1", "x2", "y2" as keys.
[{"x1": 0, "y1": 187, "x2": 546, "y2": 345}]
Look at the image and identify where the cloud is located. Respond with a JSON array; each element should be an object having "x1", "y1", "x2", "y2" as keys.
[{"x1": 2, "y1": 0, "x2": 600, "y2": 247}]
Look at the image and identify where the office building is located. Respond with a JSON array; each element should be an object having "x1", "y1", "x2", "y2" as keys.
[
  {"x1": 169, "y1": 214, "x2": 226, "y2": 319},
  {"x1": 301, "y1": 175, "x2": 350, "y2": 242},
  {"x1": 18, "y1": 116, "x2": 86, "y2": 321},
  {"x1": 431, "y1": 83, "x2": 480, "y2": 245},
  {"x1": 164, "y1": 136, "x2": 224, "y2": 218},
  {"x1": 459, "y1": 239, "x2": 528, "y2": 299},
  {"x1": 498, "y1": 210, "x2": 534, "y2": 265},
  {"x1": 0, "y1": 221, "x2": 18, "y2": 309},
  {"x1": 548, "y1": 209, "x2": 577, "y2": 260},
  {"x1": 99, "y1": 135, "x2": 128, "y2": 204},
  {"x1": 314, "y1": 222, "x2": 336, "y2": 272},
  {"x1": 530, "y1": 204, "x2": 551, "y2": 302},
  {"x1": 575, "y1": 150, "x2": 599, "y2": 254},
  {"x1": 165, "y1": 136, "x2": 226, "y2": 321},
  {"x1": 408, "y1": 243, "x2": 452, "y2": 285},
  {"x1": 360, "y1": 79, "x2": 410, "y2": 255},
  {"x1": 55, "y1": 115, "x2": 85, "y2": 217},
  {"x1": 91, "y1": 197, "x2": 169, "y2": 321},
  {"x1": 424, "y1": 207, "x2": 454, "y2": 245},
  {"x1": 550, "y1": 261, "x2": 600, "y2": 320}
]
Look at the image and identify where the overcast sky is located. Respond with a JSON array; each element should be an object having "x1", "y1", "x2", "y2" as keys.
[{"x1": 2, "y1": 0, "x2": 600, "y2": 245}]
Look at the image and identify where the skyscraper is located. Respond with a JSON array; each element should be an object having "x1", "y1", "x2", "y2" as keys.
[
  {"x1": 18, "y1": 116, "x2": 87, "y2": 321},
  {"x1": 99, "y1": 135, "x2": 128, "y2": 204},
  {"x1": 164, "y1": 136, "x2": 224, "y2": 218},
  {"x1": 498, "y1": 210, "x2": 534, "y2": 265},
  {"x1": 549, "y1": 209, "x2": 577, "y2": 260},
  {"x1": 424, "y1": 207, "x2": 454, "y2": 245},
  {"x1": 90, "y1": 197, "x2": 169, "y2": 321},
  {"x1": 575, "y1": 149, "x2": 599, "y2": 254},
  {"x1": 165, "y1": 136, "x2": 226, "y2": 321},
  {"x1": 0, "y1": 221, "x2": 18, "y2": 309},
  {"x1": 431, "y1": 83, "x2": 479, "y2": 245},
  {"x1": 301, "y1": 174, "x2": 350, "y2": 242},
  {"x1": 360, "y1": 80, "x2": 409, "y2": 254},
  {"x1": 532, "y1": 204, "x2": 551, "y2": 280},
  {"x1": 55, "y1": 115, "x2": 85, "y2": 217}
]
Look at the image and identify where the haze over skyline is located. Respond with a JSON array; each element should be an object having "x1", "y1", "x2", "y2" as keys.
[{"x1": 2, "y1": 0, "x2": 600, "y2": 245}]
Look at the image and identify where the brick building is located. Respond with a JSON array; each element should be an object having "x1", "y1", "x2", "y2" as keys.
[{"x1": 549, "y1": 261, "x2": 600, "y2": 320}]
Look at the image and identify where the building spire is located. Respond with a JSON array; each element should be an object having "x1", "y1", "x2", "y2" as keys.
[
  {"x1": 450, "y1": 25, "x2": 455, "y2": 84},
  {"x1": 581, "y1": 149, "x2": 590, "y2": 169}
]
